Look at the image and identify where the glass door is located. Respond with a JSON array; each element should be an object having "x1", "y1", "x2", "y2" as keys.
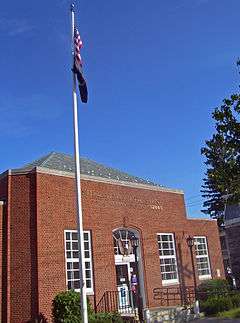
[{"x1": 115, "y1": 264, "x2": 133, "y2": 312}]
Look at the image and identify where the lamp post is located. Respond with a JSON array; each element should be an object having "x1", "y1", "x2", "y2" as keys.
[
  {"x1": 131, "y1": 236, "x2": 144, "y2": 322},
  {"x1": 186, "y1": 235, "x2": 200, "y2": 316},
  {"x1": 186, "y1": 235, "x2": 197, "y2": 292}
]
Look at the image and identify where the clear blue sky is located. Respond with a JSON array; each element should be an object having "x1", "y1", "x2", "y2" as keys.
[{"x1": 0, "y1": 0, "x2": 239, "y2": 217}]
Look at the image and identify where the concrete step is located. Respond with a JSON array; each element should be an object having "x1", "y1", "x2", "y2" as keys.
[{"x1": 145, "y1": 306, "x2": 199, "y2": 322}]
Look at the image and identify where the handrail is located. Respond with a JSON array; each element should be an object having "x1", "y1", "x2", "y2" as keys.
[{"x1": 96, "y1": 290, "x2": 137, "y2": 316}]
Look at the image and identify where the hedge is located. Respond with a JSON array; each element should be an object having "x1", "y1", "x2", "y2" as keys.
[
  {"x1": 196, "y1": 279, "x2": 231, "y2": 301},
  {"x1": 52, "y1": 290, "x2": 123, "y2": 323}
]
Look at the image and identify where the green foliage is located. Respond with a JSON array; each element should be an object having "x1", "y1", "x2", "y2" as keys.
[
  {"x1": 89, "y1": 312, "x2": 123, "y2": 322},
  {"x1": 218, "y1": 307, "x2": 240, "y2": 318},
  {"x1": 196, "y1": 279, "x2": 231, "y2": 301},
  {"x1": 52, "y1": 290, "x2": 123, "y2": 323},
  {"x1": 200, "y1": 296, "x2": 233, "y2": 316},
  {"x1": 198, "y1": 281, "x2": 240, "y2": 316},
  {"x1": 201, "y1": 86, "x2": 240, "y2": 220},
  {"x1": 52, "y1": 290, "x2": 93, "y2": 323},
  {"x1": 230, "y1": 293, "x2": 240, "y2": 308}
]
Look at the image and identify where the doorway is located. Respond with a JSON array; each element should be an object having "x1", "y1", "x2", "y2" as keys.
[{"x1": 113, "y1": 228, "x2": 146, "y2": 314}]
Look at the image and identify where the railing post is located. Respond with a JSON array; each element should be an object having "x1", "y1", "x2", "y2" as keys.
[
  {"x1": 107, "y1": 292, "x2": 110, "y2": 313},
  {"x1": 104, "y1": 293, "x2": 107, "y2": 313}
]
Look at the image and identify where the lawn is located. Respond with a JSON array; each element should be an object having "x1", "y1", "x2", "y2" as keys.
[{"x1": 217, "y1": 308, "x2": 240, "y2": 319}]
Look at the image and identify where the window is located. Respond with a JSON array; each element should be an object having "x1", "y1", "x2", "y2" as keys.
[
  {"x1": 65, "y1": 230, "x2": 93, "y2": 294},
  {"x1": 157, "y1": 233, "x2": 179, "y2": 285},
  {"x1": 194, "y1": 236, "x2": 211, "y2": 280}
]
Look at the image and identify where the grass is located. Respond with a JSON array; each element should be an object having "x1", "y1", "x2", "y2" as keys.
[{"x1": 217, "y1": 307, "x2": 240, "y2": 319}]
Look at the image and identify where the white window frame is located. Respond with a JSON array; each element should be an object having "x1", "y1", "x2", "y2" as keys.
[
  {"x1": 157, "y1": 233, "x2": 179, "y2": 286},
  {"x1": 194, "y1": 236, "x2": 211, "y2": 280},
  {"x1": 64, "y1": 230, "x2": 94, "y2": 295}
]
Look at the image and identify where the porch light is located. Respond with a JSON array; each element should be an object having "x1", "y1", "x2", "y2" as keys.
[{"x1": 186, "y1": 235, "x2": 194, "y2": 248}]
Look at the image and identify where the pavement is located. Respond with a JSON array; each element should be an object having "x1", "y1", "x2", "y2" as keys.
[{"x1": 192, "y1": 318, "x2": 240, "y2": 322}]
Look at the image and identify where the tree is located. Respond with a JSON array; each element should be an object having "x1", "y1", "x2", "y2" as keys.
[{"x1": 201, "y1": 90, "x2": 240, "y2": 223}]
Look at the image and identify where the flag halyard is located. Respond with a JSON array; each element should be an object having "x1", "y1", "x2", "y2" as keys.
[{"x1": 73, "y1": 27, "x2": 88, "y2": 103}]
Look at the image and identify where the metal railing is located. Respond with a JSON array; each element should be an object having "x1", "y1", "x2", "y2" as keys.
[
  {"x1": 153, "y1": 285, "x2": 240, "y2": 307},
  {"x1": 153, "y1": 286, "x2": 196, "y2": 307},
  {"x1": 96, "y1": 290, "x2": 137, "y2": 316}
]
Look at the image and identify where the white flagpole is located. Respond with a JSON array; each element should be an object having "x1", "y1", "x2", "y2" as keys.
[{"x1": 71, "y1": 4, "x2": 88, "y2": 323}]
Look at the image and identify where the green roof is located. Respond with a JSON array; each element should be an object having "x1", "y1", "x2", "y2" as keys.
[{"x1": 18, "y1": 152, "x2": 161, "y2": 187}]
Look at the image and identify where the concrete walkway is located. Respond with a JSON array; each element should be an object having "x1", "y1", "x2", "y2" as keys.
[{"x1": 192, "y1": 318, "x2": 240, "y2": 322}]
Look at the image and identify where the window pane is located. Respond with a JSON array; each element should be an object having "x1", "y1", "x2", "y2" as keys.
[
  {"x1": 67, "y1": 271, "x2": 73, "y2": 279},
  {"x1": 72, "y1": 232, "x2": 78, "y2": 240},
  {"x1": 161, "y1": 235, "x2": 168, "y2": 241},
  {"x1": 86, "y1": 280, "x2": 91, "y2": 288},
  {"x1": 72, "y1": 242, "x2": 78, "y2": 250},
  {"x1": 74, "y1": 271, "x2": 80, "y2": 279},
  {"x1": 74, "y1": 280, "x2": 80, "y2": 289},
  {"x1": 73, "y1": 251, "x2": 79, "y2": 258},
  {"x1": 84, "y1": 251, "x2": 90, "y2": 258},
  {"x1": 73, "y1": 262, "x2": 79, "y2": 269},
  {"x1": 85, "y1": 262, "x2": 90, "y2": 269},
  {"x1": 86, "y1": 270, "x2": 91, "y2": 278},
  {"x1": 68, "y1": 281, "x2": 73, "y2": 290},
  {"x1": 84, "y1": 232, "x2": 89, "y2": 240},
  {"x1": 66, "y1": 242, "x2": 71, "y2": 250}
]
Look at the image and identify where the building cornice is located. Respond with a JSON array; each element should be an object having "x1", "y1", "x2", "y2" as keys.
[
  {"x1": 9, "y1": 166, "x2": 184, "y2": 195},
  {"x1": 0, "y1": 170, "x2": 11, "y2": 180},
  {"x1": 188, "y1": 218, "x2": 216, "y2": 222},
  {"x1": 225, "y1": 218, "x2": 240, "y2": 227}
]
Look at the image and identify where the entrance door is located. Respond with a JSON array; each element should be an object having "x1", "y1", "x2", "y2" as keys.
[{"x1": 115, "y1": 264, "x2": 133, "y2": 312}]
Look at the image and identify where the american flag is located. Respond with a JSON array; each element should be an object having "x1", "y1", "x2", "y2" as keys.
[
  {"x1": 74, "y1": 27, "x2": 83, "y2": 67},
  {"x1": 73, "y1": 26, "x2": 88, "y2": 103}
]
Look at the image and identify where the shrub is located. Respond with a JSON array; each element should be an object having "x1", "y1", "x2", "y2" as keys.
[
  {"x1": 52, "y1": 290, "x2": 123, "y2": 323},
  {"x1": 231, "y1": 293, "x2": 240, "y2": 308},
  {"x1": 200, "y1": 296, "x2": 233, "y2": 316},
  {"x1": 89, "y1": 312, "x2": 123, "y2": 322},
  {"x1": 52, "y1": 290, "x2": 93, "y2": 323},
  {"x1": 196, "y1": 279, "x2": 231, "y2": 301}
]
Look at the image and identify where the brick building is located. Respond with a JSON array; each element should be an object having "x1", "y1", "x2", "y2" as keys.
[
  {"x1": 0, "y1": 152, "x2": 224, "y2": 322},
  {"x1": 219, "y1": 203, "x2": 240, "y2": 287}
]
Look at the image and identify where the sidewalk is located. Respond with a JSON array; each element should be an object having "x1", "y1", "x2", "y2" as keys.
[{"x1": 192, "y1": 318, "x2": 240, "y2": 322}]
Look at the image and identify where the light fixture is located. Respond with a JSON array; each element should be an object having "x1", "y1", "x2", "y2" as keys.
[{"x1": 186, "y1": 235, "x2": 194, "y2": 248}]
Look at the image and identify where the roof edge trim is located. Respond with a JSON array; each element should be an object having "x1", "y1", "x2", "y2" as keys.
[
  {"x1": 188, "y1": 217, "x2": 216, "y2": 222},
  {"x1": 9, "y1": 166, "x2": 184, "y2": 194},
  {"x1": 0, "y1": 170, "x2": 11, "y2": 180}
]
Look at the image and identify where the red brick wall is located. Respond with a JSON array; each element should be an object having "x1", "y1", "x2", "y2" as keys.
[
  {"x1": 0, "y1": 174, "x2": 10, "y2": 323},
  {"x1": 35, "y1": 172, "x2": 224, "y2": 319},
  {"x1": 0, "y1": 201, "x2": 3, "y2": 319},
  {"x1": 8, "y1": 173, "x2": 38, "y2": 323},
  {"x1": 0, "y1": 170, "x2": 225, "y2": 322}
]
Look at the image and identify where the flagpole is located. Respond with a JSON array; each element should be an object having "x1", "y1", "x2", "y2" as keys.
[{"x1": 71, "y1": 4, "x2": 88, "y2": 323}]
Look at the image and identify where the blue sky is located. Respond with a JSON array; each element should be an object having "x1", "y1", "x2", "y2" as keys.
[{"x1": 0, "y1": 0, "x2": 239, "y2": 217}]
